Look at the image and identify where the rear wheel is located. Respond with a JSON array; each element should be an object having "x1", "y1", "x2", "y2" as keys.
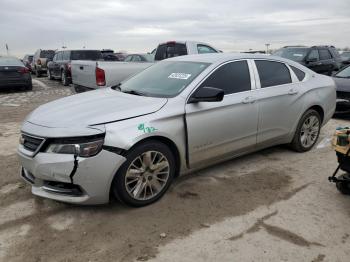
[
  {"x1": 112, "y1": 140, "x2": 175, "y2": 207},
  {"x1": 35, "y1": 68, "x2": 41, "y2": 77},
  {"x1": 290, "y1": 109, "x2": 321, "y2": 152},
  {"x1": 25, "y1": 82, "x2": 33, "y2": 91},
  {"x1": 61, "y1": 70, "x2": 69, "y2": 86}
]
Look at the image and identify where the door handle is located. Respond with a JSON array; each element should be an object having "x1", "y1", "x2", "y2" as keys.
[
  {"x1": 79, "y1": 66, "x2": 84, "y2": 70},
  {"x1": 288, "y1": 89, "x2": 298, "y2": 95},
  {"x1": 242, "y1": 96, "x2": 256, "y2": 104}
]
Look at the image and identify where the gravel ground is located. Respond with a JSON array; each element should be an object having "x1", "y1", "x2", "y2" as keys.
[{"x1": 0, "y1": 77, "x2": 349, "y2": 262}]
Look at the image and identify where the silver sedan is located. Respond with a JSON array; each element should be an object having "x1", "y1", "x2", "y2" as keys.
[{"x1": 17, "y1": 53, "x2": 336, "y2": 206}]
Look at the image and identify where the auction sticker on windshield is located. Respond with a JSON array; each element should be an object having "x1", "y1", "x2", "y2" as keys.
[{"x1": 168, "y1": 73, "x2": 192, "y2": 80}]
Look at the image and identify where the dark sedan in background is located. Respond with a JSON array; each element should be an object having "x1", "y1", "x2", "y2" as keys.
[
  {"x1": 334, "y1": 65, "x2": 350, "y2": 116},
  {"x1": 0, "y1": 57, "x2": 32, "y2": 91}
]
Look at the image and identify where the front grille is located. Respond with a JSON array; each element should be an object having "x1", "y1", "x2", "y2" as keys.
[
  {"x1": 22, "y1": 134, "x2": 45, "y2": 153},
  {"x1": 337, "y1": 91, "x2": 350, "y2": 100}
]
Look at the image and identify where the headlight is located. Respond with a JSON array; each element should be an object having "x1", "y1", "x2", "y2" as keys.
[{"x1": 46, "y1": 139, "x2": 104, "y2": 157}]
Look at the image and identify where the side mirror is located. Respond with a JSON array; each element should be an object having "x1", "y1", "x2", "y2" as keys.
[
  {"x1": 306, "y1": 57, "x2": 317, "y2": 63},
  {"x1": 188, "y1": 87, "x2": 224, "y2": 103}
]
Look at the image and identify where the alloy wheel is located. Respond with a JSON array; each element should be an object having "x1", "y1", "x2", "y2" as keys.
[
  {"x1": 125, "y1": 151, "x2": 170, "y2": 201},
  {"x1": 300, "y1": 115, "x2": 320, "y2": 148}
]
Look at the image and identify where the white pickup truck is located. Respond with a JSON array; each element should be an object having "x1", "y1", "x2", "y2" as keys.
[{"x1": 71, "y1": 41, "x2": 220, "y2": 92}]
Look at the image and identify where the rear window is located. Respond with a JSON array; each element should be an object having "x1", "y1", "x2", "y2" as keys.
[
  {"x1": 40, "y1": 50, "x2": 55, "y2": 59},
  {"x1": 155, "y1": 43, "x2": 188, "y2": 61},
  {"x1": 71, "y1": 50, "x2": 103, "y2": 61},
  {"x1": 290, "y1": 65, "x2": 306, "y2": 81},
  {"x1": 255, "y1": 60, "x2": 292, "y2": 88},
  {"x1": 0, "y1": 57, "x2": 23, "y2": 66}
]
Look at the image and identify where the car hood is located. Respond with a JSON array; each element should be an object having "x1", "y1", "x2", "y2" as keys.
[
  {"x1": 333, "y1": 77, "x2": 350, "y2": 92},
  {"x1": 26, "y1": 88, "x2": 167, "y2": 128}
]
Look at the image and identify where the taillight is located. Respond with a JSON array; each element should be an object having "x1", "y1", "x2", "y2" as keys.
[
  {"x1": 37, "y1": 59, "x2": 41, "y2": 65},
  {"x1": 18, "y1": 67, "x2": 30, "y2": 74},
  {"x1": 96, "y1": 67, "x2": 105, "y2": 86}
]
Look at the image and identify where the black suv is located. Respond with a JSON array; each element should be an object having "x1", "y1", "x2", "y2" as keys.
[
  {"x1": 273, "y1": 45, "x2": 342, "y2": 75},
  {"x1": 47, "y1": 50, "x2": 102, "y2": 86}
]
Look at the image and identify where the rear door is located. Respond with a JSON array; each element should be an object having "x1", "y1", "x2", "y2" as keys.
[
  {"x1": 253, "y1": 60, "x2": 305, "y2": 145},
  {"x1": 185, "y1": 60, "x2": 258, "y2": 167}
]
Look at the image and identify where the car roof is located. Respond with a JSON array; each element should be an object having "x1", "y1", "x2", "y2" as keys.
[{"x1": 166, "y1": 53, "x2": 288, "y2": 64}]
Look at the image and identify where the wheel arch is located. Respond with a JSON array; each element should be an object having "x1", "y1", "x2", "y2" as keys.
[
  {"x1": 306, "y1": 105, "x2": 324, "y2": 124},
  {"x1": 126, "y1": 136, "x2": 181, "y2": 178}
]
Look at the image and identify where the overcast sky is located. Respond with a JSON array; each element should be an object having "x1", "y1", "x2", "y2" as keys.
[{"x1": 1, "y1": 0, "x2": 349, "y2": 57}]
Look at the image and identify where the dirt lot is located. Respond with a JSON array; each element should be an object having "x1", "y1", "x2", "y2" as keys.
[{"x1": 0, "y1": 77, "x2": 350, "y2": 262}]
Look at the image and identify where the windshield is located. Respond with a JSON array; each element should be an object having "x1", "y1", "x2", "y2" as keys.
[
  {"x1": 40, "y1": 50, "x2": 55, "y2": 59},
  {"x1": 120, "y1": 61, "x2": 210, "y2": 97},
  {"x1": 274, "y1": 48, "x2": 309, "y2": 62},
  {"x1": 335, "y1": 66, "x2": 350, "y2": 78},
  {"x1": 0, "y1": 57, "x2": 23, "y2": 66},
  {"x1": 71, "y1": 50, "x2": 102, "y2": 60}
]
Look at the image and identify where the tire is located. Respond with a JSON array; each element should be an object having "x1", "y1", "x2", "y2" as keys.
[
  {"x1": 112, "y1": 140, "x2": 176, "y2": 207},
  {"x1": 26, "y1": 82, "x2": 33, "y2": 91},
  {"x1": 47, "y1": 69, "x2": 54, "y2": 80},
  {"x1": 336, "y1": 175, "x2": 350, "y2": 195},
  {"x1": 290, "y1": 109, "x2": 321, "y2": 152},
  {"x1": 35, "y1": 68, "x2": 41, "y2": 77},
  {"x1": 61, "y1": 70, "x2": 69, "y2": 86}
]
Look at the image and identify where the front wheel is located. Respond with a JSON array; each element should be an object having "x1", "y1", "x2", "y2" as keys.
[
  {"x1": 290, "y1": 109, "x2": 321, "y2": 152},
  {"x1": 112, "y1": 141, "x2": 175, "y2": 207},
  {"x1": 47, "y1": 69, "x2": 53, "y2": 80}
]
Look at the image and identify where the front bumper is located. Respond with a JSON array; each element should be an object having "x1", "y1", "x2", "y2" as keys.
[{"x1": 17, "y1": 145, "x2": 126, "y2": 205}]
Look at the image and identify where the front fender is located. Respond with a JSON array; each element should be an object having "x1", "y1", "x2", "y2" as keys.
[{"x1": 103, "y1": 112, "x2": 187, "y2": 171}]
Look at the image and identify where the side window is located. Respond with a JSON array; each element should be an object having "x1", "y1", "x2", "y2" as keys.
[
  {"x1": 53, "y1": 54, "x2": 57, "y2": 61},
  {"x1": 133, "y1": 55, "x2": 142, "y2": 62},
  {"x1": 57, "y1": 52, "x2": 63, "y2": 61},
  {"x1": 319, "y1": 49, "x2": 332, "y2": 60},
  {"x1": 197, "y1": 45, "x2": 217, "y2": 54},
  {"x1": 124, "y1": 56, "x2": 132, "y2": 62},
  {"x1": 308, "y1": 49, "x2": 319, "y2": 61},
  {"x1": 290, "y1": 65, "x2": 306, "y2": 81},
  {"x1": 63, "y1": 51, "x2": 70, "y2": 60},
  {"x1": 255, "y1": 60, "x2": 292, "y2": 88},
  {"x1": 199, "y1": 61, "x2": 251, "y2": 95}
]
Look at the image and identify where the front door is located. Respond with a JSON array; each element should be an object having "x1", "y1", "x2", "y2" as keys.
[{"x1": 185, "y1": 60, "x2": 259, "y2": 167}]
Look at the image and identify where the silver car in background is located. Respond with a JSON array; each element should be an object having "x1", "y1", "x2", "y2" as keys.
[{"x1": 17, "y1": 53, "x2": 336, "y2": 206}]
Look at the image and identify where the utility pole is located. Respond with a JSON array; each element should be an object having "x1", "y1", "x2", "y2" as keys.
[
  {"x1": 265, "y1": 43, "x2": 270, "y2": 54},
  {"x1": 5, "y1": 43, "x2": 9, "y2": 56}
]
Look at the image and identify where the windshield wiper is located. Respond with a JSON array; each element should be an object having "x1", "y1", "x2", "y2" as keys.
[{"x1": 122, "y1": 90, "x2": 147, "y2": 96}]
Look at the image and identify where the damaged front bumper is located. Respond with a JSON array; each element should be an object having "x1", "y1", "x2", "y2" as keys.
[{"x1": 17, "y1": 145, "x2": 126, "y2": 205}]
